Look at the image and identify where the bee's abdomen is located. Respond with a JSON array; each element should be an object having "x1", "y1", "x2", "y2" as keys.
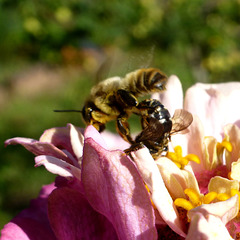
[{"x1": 125, "y1": 68, "x2": 167, "y2": 95}]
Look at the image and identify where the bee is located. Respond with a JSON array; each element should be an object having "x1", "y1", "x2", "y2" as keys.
[
  {"x1": 81, "y1": 68, "x2": 167, "y2": 143},
  {"x1": 125, "y1": 99, "x2": 193, "y2": 159}
]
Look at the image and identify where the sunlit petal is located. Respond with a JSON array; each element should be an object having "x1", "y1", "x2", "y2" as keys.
[
  {"x1": 188, "y1": 195, "x2": 239, "y2": 225},
  {"x1": 69, "y1": 124, "x2": 84, "y2": 160},
  {"x1": 132, "y1": 148, "x2": 187, "y2": 237},
  {"x1": 230, "y1": 159, "x2": 240, "y2": 181},
  {"x1": 35, "y1": 155, "x2": 81, "y2": 180},
  {"x1": 186, "y1": 213, "x2": 234, "y2": 240},
  {"x1": 203, "y1": 136, "x2": 219, "y2": 170},
  {"x1": 208, "y1": 176, "x2": 239, "y2": 195},
  {"x1": 224, "y1": 124, "x2": 240, "y2": 169}
]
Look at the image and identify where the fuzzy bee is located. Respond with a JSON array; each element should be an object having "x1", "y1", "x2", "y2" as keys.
[
  {"x1": 81, "y1": 68, "x2": 168, "y2": 143},
  {"x1": 125, "y1": 99, "x2": 193, "y2": 159}
]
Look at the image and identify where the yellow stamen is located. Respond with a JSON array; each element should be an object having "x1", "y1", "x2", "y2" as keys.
[
  {"x1": 184, "y1": 188, "x2": 201, "y2": 206},
  {"x1": 217, "y1": 193, "x2": 231, "y2": 201},
  {"x1": 175, "y1": 188, "x2": 240, "y2": 220},
  {"x1": 174, "y1": 145, "x2": 182, "y2": 157},
  {"x1": 203, "y1": 192, "x2": 218, "y2": 204},
  {"x1": 174, "y1": 157, "x2": 189, "y2": 166},
  {"x1": 167, "y1": 146, "x2": 201, "y2": 169},
  {"x1": 166, "y1": 152, "x2": 178, "y2": 161},
  {"x1": 174, "y1": 198, "x2": 195, "y2": 211},
  {"x1": 217, "y1": 139, "x2": 232, "y2": 153},
  {"x1": 221, "y1": 140, "x2": 233, "y2": 152},
  {"x1": 174, "y1": 188, "x2": 202, "y2": 212},
  {"x1": 185, "y1": 154, "x2": 201, "y2": 164}
]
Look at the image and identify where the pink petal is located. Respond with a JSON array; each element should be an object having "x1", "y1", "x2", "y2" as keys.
[
  {"x1": 35, "y1": 155, "x2": 81, "y2": 180},
  {"x1": 48, "y1": 187, "x2": 118, "y2": 240},
  {"x1": 84, "y1": 125, "x2": 108, "y2": 149},
  {"x1": 1, "y1": 184, "x2": 56, "y2": 240},
  {"x1": 5, "y1": 137, "x2": 73, "y2": 165},
  {"x1": 195, "y1": 165, "x2": 229, "y2": 195},
  {"x1": 171, "y1": 114, "x2": 204, "y2": 165},
  {"x1": 226, "y1": 218, "x2": 240, "y2": 239},
  {"x1": 40, "y1": 124, "x2": 84, "y2": 164},
  {"x1": 82, "y1": 138, "x2": 157, "y2": 240},
  {"x1": 132, "y1": 148, "x2": 187, "y2": 237},
  {"x1": 184, "y1": 115, "x2": 205, "y2": 173},
  {"x1": 100, "y1": 131, "x2": 130, "y2": 150},
  {"x1": 184, "y1": 82, "x2": 240, "y2": 140}
]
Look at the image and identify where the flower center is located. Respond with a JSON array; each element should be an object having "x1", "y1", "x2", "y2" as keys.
[
  {"x1": 174, "y1": 188, "x2": 240, "y2": 213},
  {"x1": 166, "y1": 146, "x2": 200, "y2": 169}
]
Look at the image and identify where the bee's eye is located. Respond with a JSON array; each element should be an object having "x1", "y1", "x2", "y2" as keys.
[{"x1": 82, "y1": 106, "x2": 93, "y2": 123}]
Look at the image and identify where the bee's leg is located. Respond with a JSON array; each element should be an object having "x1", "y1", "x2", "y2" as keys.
[
  {"x1": 124, "y1": 142, "x2": 145, "y2": 154},
  {"x1": 92, "y1": 122, "x2": 106, "y2": 132},
  {"x1": 125, "y1": 141, "x2": 162, "y2": 160},
  {"x1": 135, "y1": 100, "x2": 153, "y2": 129},
  {"x1": 116, "y1": 113, "x2": 134, "y2": 144},
  {"x1": 116, "y1": 89, "x2": 138, "y2": 107}
]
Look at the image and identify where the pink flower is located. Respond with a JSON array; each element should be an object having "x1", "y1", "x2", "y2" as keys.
[
  {"x1": 153, "y1": 76, "x2": 240, "y2": 239},
  {"x1": 2, "y1": 125, "x2": 157, "y2": 240},
  {"x1": 1, "y1": 183, "x2": 56, "y2": 240},
  {"x1": 2, "y1": 75, "x2": 240, "y2": 239}
]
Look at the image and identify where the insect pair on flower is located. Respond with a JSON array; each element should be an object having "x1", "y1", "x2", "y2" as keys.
[{"x1": 56, "y1": 68, "x2": 193, "y2": 159}]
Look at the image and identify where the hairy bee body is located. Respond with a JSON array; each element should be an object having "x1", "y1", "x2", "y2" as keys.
[
  {"x1": 82, "y1": 68, "x2": 167, "y2": 142},
  {"x1": 87, "y1": 68, "x2": 166, "y2": 115},
  {"x1": 91, "y1": 68, "x2": 166, "y2": 96}
]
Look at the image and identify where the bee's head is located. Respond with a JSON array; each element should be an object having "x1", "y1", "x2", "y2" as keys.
[{"x1": 82, "y1": 102, "x2": 105, "y2": 132}]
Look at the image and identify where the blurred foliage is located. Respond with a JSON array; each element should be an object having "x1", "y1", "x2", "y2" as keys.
[
  {"x1": 1, "y1": 0, "x2": 240, "y2": 229},
  {"x1": 1, "y1": 0, "x2": 240, "y2": 82}
]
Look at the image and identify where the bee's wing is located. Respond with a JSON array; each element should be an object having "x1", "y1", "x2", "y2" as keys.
[
  {"x1": 136, "y1": 117, "x2": 164, "y2": 142},
  {"x1": 171, "y1": 109, "x2": 193, "y2": 134}
]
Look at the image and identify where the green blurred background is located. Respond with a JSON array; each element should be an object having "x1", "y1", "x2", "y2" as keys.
[{"x1": 1, "y1": 0, "x2": 240, "y2": 229}]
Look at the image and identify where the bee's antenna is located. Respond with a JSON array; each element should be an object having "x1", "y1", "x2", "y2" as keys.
[{"x1": 54, "y1": 109, "x2": 82, "y2": 113}]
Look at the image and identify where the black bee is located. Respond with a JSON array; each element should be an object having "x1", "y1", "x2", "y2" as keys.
[{"x1": 125, "y1": 99, "x2": 193, "y2": 159}]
